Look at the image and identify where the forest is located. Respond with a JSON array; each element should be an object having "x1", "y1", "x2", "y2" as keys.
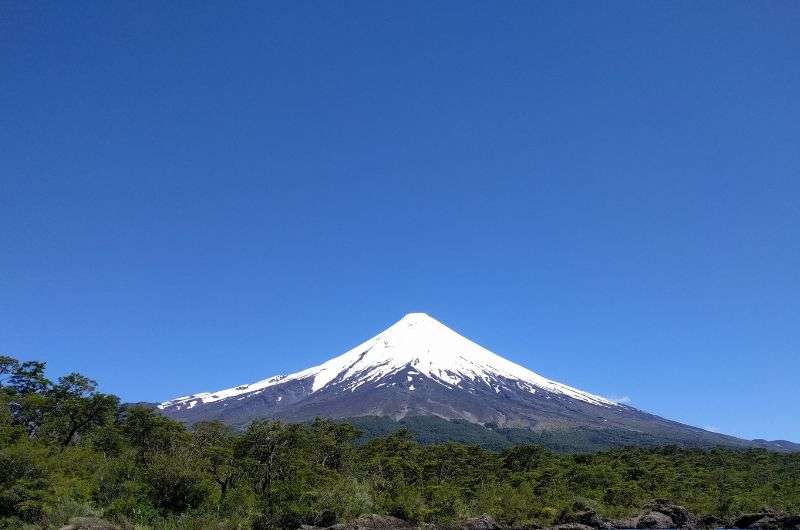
[{"x1": 1, "y1": 355, "x2": 798, "y2": 529}]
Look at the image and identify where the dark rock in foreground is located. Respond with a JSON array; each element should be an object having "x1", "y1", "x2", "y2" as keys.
[
  {"x1": 547, "y1": 503, "x2": 800, "y2": 530},
  {"x1": 299, "y1": 505, "x2": 800, "y2": 530},
  {"x1": 303, "y1": 514, "x2": 415, "y2": 529},
  {"x1": 58, "y1": 517, "x2": 121, "y2": 530},
  {"x1": 606, "y1": 500, "x2": 695, "y2": 529},
  {"x1": 636, "y1": 511, "x2": 674, "y2": 529},
  {"x1": 346, "y1": 515, "x2": 416, "y2": 529},
  {"x1": 556, "y1": 505, "x2": 612, "y2": 529},
  {"x1": 733, "y1": 511, "x2": 800, "y2": 530},
  {"x1": 301, "y1": 514, "x2": 514, "y2": 529},
  {"x1": 459, "y1": 515, "x2": 505, "y2": 529},
  {"x1": 640, "y1": 500, "x2": 693, "y2": 529},
  {"x1": 696, "y1": 515, "x2": 728, "y2": 529},
  {"x1": 607, "y1": 519, "x2": 639, "y2": 530},
  {"x1": 550, "y1": 524, "x2": 597, "y2": 530}
]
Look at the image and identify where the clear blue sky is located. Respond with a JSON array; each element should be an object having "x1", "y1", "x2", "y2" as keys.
[{"x1": 2, "y1": 1, "x2": 798, "y2": 442}]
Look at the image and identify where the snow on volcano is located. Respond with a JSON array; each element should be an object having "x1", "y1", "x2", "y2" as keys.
[{"x1": 160, "y1": 312, "x2": 614, "y2": 411}]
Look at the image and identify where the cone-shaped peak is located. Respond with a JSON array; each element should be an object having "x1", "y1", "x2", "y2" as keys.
[
  {"x1": 401, "y1": 312, "x2": 430, "y2": 318},
  {"x1": 161, "y1": 312, "x2": 615, "y2": 409},
  {"x1": 393, "y1": 312, "x2": 447, "y2": 330},
  {"x1": 398, "y1": 312, "x2": 435, "y2": 323}
]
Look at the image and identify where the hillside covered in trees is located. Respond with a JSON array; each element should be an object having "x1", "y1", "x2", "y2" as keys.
[{"x1": 1, "y1": 355, "x2": 799, "y2": 529}]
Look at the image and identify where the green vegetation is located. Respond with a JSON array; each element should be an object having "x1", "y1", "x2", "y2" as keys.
[
  {"x1": 347, "y1": 416, "x2": 692, "y2": 453},
  {"x1": 1, "y1": 355, "x2": 798, "y2": 529}
]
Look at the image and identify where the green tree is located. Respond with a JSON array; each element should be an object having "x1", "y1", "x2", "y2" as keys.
[
  {"x1": 45, "y1": 373, "x2": 119, "y2": 448},
  {"x1": 306, "y1": 417, "x2": 360, "y2": 472},
  {"x1": 118, "y1": 405, "x2": 186, "y2": 462},
  {"x1": 236, "y1": 420, "x2": 301, "y2": 518},
  {"x1": 0, "y1": 445, "x2": 50, "y2": 523},
  {"x1": 191, "y1": 421, "x2": 239, "y2": 507},
  {"x1": 8, "y1": 361, "x2": 50, "y2": 395},
  {"x1": 145, "y1": 451, "x2": 208, "y2": 515},
  {"x1": 0, "y1": 356, "x2": 20, "y2": 389}
]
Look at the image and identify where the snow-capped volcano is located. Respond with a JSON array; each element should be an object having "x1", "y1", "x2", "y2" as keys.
[
  {"x1": 161, "y1": 312, "x2": 612, "y2": 411},
  {"x1": 159, "y1": 313, "x2": 789, "y2": 451}
]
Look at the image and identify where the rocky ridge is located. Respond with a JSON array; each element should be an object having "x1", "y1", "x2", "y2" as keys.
[
  {"x1": 56, "y1": 506, "x2": 800, "y2": 530},
  {"x1": 294, "y1": 502, "x2": 800, "y2": 530}
]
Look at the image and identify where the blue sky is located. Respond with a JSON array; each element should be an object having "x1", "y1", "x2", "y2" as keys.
[{"x1": 2, "y1": 1, "x2": 798, "y2": 441}]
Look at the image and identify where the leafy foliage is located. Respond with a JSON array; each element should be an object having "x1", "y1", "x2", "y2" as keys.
[
  {"x1": 0, "y1": 354, "x2": 798, "y2": 529},
  {"x1": 347, "y1": 415, "x2": 676, "y2": 452}
]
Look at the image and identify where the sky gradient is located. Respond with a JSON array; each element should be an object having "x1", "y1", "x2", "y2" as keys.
[{"x1": 2, "y1": 1, "x2": 799, "y2": 441}]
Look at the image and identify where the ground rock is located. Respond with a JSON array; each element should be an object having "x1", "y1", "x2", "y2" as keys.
[
  {"x1": 608, "y1": 517, "x2": 639, "y2": 529},
  {"x1": 636, "y1": 511, "x2": 674, "y2": 529},
  {"x1": 750, "y1": 517, "x2": 781, "y2": 530},
  {"x1": 556, "y1": 507, "x2": 611, "y2": 529},
  {"x1": 58, "y1": 517, "x2": 122, "y2": 530},
  {"x1": 618, "y1": 500, "x2": 695, "y2": 529},
  {"x1": 696, "y1": 515, "x2": 728, "y2": 529},
  {"x1": 345, "y1": 514, "x2": 416, "y2": 529},
  {"x1": 549, "y1": 524, "x2": 596, "y2": 530},
  {"x1": 735, "y1": 514, "x2": 772, "y2": 529},
  {"x1": 647, "y1": 500, "x2": 694, "y2": 528},
  {"x1": 734, "y1": 513, "x2": 800, "y2": 530},
  {"x1": 734, "y1": 512, "x2": 784, "y2": 529},
  {"x1": 459, "y1": 515, "x2": 505, "y2": 529},
  {"x1": 778, "y1": 515, "x2": 800, "y2": 529}
]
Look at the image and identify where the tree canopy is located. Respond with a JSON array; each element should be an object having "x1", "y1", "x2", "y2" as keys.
[{"x1": 0, "y1": 354, "x2": 797, "y2": 529}]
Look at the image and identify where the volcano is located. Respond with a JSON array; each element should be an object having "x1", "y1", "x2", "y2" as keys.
[{"x1": 159, "y1": 313, "x2": 797, "y2": 451}]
